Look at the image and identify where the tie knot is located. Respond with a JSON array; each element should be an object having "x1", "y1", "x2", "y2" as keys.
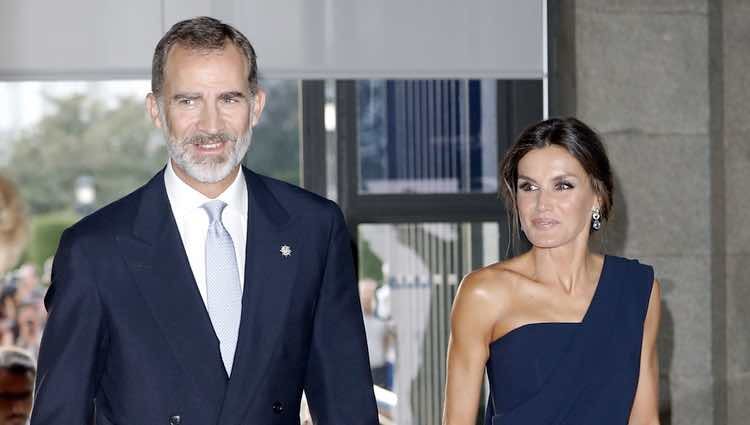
[{"x1": 202, "y1": 200, "x2": 227, "y2": 224}]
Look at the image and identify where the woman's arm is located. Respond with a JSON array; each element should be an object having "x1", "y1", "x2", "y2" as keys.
[
  {"x1": 443, "y1": 271, "x2": 504, "y2": 425},
  {"x1": 629, "y1": 279, "x2": 662, "y2": 425}
]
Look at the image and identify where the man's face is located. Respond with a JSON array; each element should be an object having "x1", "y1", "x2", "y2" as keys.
[
  {"x1": 0, "y1": 370, "x2": 33, "y2": 425},
  {"x1": 147, "y1": 42, "x2": 265, "y2": 185},
  {"x1": 17, "y1": 265, "x2": 38, "y2": 288},
  {"x1": 17, "y1": 306, "x2": 40, "y2": 338}
]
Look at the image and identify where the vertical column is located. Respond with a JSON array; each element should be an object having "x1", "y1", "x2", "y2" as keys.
[
  {"x1": 721, "y1": 0, "x2": 750, "y2": 422},
  {"x1": 708, "y1": 1, "x2": 727, "y2": 423},
  {"x1": 571, "y1": 1, "x2": 713, "y2": 424}
]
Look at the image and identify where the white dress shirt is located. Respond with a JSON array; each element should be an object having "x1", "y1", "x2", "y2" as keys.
[{"x1": 164, "y1": 160, "x2": 248, "y2": 305}]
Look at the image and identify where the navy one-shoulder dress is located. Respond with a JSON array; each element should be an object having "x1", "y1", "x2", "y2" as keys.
[{"x1": 484, "y1": 255, "x2": 654, "y2": 425}]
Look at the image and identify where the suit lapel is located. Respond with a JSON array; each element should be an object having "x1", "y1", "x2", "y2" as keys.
[
  {"x1": 217, "y1": 168, "x2": 300, "y2": 424},
  {"x1": 116, "y1": 171, "x2": 228, "y2": 407}
]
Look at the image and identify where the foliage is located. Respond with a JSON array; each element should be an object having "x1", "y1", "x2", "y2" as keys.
[
  {"x1": 244, "y1": 80, "x2": 300, "y2": 185},
  {"x1": 358, "y1": 239, "x2": 384, "y2": 282},
  {"x1": 3, "y1": 80, "x2": 300, "y2": 218},
  {"x1": 25, "y1": 210, "x2": 77, "y2": 269},
  {"x1": 4, "y1": 94, "x2": 166, "y2": 214}
]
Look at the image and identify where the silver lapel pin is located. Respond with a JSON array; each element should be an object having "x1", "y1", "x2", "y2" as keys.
[{"x1": 280, "y1": 245, "x2": 292, "y2": 257}]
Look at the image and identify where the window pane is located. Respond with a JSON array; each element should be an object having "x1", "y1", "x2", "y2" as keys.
[
  {"x1": 0, "y1": 80, "x2": 162, "y2": 214},
  {"x1": 358, "y1": 222, "x2": 500, "y2": 424},
  {"x1": 357, "y1": 80, "x2": 501, "y2": 194},
  {"x1": 243, "y1": 79, "x2": 300, "y2": 185}
]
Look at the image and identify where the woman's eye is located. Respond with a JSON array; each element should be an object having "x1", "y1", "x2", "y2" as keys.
[
  {"x1": 556, "y1": 181, "x2": 574, "y2": 190},
  {"x1": 518, "y1": 182, "x2": 537, "y2": 192}
]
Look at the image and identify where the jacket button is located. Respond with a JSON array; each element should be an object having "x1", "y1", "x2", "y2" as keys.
[
  {"x1": 169, "y1": 415, "x2": 181, "y2": 425},
  {"x1": 272, "y1": 401, "x2": 284, "y2": 414}
]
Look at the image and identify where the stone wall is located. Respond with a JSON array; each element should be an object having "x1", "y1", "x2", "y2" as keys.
[
  {"x1": 556, "y1": 1, "x2": 750, "y2": 423},
  {"x1": 721, "y1": 1, "x2": 750, "y2": 423}
]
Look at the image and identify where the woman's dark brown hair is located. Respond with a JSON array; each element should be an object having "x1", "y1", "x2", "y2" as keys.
[{"x1": 499, "y1": 117, "x2": 613, "y2": 253}]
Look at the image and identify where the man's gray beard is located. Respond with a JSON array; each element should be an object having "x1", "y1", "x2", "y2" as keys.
[{"x1": 160, "y1": 112, "x2": 253, "y2": 184}]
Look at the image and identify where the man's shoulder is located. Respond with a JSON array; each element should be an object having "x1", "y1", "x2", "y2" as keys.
[{"x1": 249, "y1": 170, "x2": 340, "y2": 217}]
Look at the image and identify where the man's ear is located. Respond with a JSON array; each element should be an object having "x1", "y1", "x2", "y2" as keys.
[
  {"x1": 250, "y1": 88, "x2": 267, "y2": 127},
  {"x1": 146, "y1": 93, "x2": 164, "y2": 129}
]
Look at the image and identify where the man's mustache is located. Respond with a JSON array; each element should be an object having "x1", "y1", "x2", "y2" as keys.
[{"x1": 183, "y1": 132, "x2": 235, "y2": 146}]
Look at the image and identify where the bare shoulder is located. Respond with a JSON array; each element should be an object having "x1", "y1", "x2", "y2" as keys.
[
  {"x1": 458, "y1": 260, "x2": 525, "y2": 300},
  {"x1": 452, "y1": 258, "x2": 527, "y2": 325}
]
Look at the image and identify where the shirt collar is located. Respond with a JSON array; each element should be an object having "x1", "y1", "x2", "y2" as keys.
[{"x1": 164, "y1": 160, "x2": 248, "y2": 219}]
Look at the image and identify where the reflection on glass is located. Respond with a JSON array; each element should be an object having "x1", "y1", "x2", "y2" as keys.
[
  {"x1": 325, "y1": 80, "x2": 338, "y2": 202},
  {"x1": 0, "y1": 79, "x2": 301, "y2": 213},
  {"x1": 357, "y1": 80, "x2": 498, "y2": 194},
  {"x1": 358, "y1": 222, "x2": 499, "y2": 424},
  {"x1": 244, "y1": 79, "x2": 301, "y2": 185},
  {"x1": 0, "y1": 80, "x2": 162, "y2": 214}
]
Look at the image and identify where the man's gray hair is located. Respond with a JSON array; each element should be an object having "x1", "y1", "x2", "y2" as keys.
[{"x1": 151, "y1": 16, "x2": 258, "y2": 99}]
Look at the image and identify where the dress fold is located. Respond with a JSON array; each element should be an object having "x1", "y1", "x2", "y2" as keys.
[{"x1": 484, "y1": 256, "x2": 654, "y2": 425}]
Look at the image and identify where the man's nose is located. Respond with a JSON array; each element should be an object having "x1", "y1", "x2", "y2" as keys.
[{"x1": 198, "y1": 102, "x2": 224, "y2": 134}]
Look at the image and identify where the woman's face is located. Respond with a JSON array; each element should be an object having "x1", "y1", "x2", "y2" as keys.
[{"x1": 516, "y1": 145, "x2": 600, "y2": 249}]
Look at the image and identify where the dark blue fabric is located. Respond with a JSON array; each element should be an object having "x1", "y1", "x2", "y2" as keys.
[
  {"x1": 484, "y1": 255, "x2": 654, "y2": 425},
  {"x1": 31, "y1": 167, "x2": 379, "y2": 425}
]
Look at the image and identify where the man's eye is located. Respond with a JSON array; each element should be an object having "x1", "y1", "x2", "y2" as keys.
[
  {"x1": 219, "y1": 93, "x2": 247, "y2": 104},
  {"x1": 177, "y1": 98, "x2": 195, "y2": 106}
]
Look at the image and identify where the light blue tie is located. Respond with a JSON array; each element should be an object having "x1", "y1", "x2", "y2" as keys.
[{"x1": 202, "y1": 200, "x2": 242, "y2": 376}]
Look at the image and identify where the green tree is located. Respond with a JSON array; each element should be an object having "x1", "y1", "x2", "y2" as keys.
[
  {"x1": 4, "y1": 94, "x2": 165, "y2": 214},
  {"x1": 358, "y1": 239, "x2": 384, "y2": 282},
  {"x1": 25, "y1": 211, "x2": 78, "y2": 269},
  {"x1": 4, "y1": 80, "x2": 301, "y2": 215},
  {"x1": 244, "y1": 80, "x2": 300, "y2": 185}
]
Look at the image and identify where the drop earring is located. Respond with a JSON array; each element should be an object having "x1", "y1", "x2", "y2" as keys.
[{"x1": 592, "y1": 207, "x2": 602, "y2": 231}]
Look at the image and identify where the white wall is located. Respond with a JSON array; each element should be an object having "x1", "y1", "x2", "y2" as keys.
[
  {"x1": 0, "y1": 0, "x2": 161, "y2": 79},
  {"x1": 0, "y1": 0, "x2": 544, "y2": 80}
]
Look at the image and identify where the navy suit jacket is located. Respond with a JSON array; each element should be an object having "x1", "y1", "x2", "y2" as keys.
[{"x1": 31, "y1": 168, "x2": 378, "y2": 425}]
